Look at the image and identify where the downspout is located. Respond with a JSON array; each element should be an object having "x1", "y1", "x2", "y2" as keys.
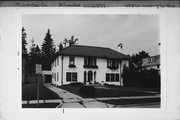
[
  {"x1": 119, "y1": 59, "x2": 121, "y2": 86},
  {"x1": 61, "y1": 56, "x2": 64, "y2": 85}
]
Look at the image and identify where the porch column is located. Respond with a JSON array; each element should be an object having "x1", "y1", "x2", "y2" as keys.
[
  {"x1": 86, "y1": 71, "x2": 89, "y2": 85},
  {"x1": 94, "y1": 71, "x2": 96, "y2": 83},
  {"x1": 61, "y1": 56, "x2": 64, "y2": 86}
]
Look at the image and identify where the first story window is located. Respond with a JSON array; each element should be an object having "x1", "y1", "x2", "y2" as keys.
[
  {"x1": 55, "y1": 73, "x2": 56, "y2": 81},
  {"x1": 57, "y1": 72, "x2": 59, "y2": 81},
  {"x1": 66, "y1": 72, "x2": 77, "y2": 82},
  {"x1": 106, "y1": 73, "x2": 119, "y2": 82}
]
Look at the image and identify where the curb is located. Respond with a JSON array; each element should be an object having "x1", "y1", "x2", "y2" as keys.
[
  {"x1": 113, "y1": 102, "x2": 160, "y2": 108},
  {"x1": 56, "y1": 100, "x2": 63, "y2": 108}
]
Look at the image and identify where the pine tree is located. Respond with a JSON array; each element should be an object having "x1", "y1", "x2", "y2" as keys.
[
  {"x1": 22, "y1": 27, "x2": 27, "y2": 52},
  {"x1": 28, "y1": 38, "x2": 36, "y2": 73},
  {"x1": 35, "y1": 45, "x2": 41, "y2": 64},
  {"x1": 41, "y1": 29, "x2": 55, "y2": 70},
  {"x1": 28, "y1": 38, "x2": 42, "y2": 75}
]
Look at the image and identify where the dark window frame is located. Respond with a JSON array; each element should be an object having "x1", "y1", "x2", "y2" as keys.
[
  {"x1": 106, "y1": 73, "x2": 110, "y2": 82},
  {"x1": 107, "y1": 59, "x2": 118, "y2": 70},
  {"x1": 84, "y1": 57, "x2": 98, "y2": 68},
  {"x1": 106, "y1": 73, "x2": 120, "y2": 82},
  {"x1": 66, "y1": 72, "x2": 78, "y2": 82},
  {"x1": 69, "y1": 56, "x2": 76, "y2": 68}
]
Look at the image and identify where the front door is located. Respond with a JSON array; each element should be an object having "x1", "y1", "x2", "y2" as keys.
[{"x1": 88, "y1": 71, "x2": 93, "y2": 83}]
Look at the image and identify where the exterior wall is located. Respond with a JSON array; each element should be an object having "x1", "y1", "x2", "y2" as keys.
[
  {"x1": 145, "y1": 66, "x2": 158, "y2": 70},
  {"x1": 51, "y1": 55, "x2": 129, "y2": 86},
  {"x1": 63, "y1": 56, "x2": 84, "y2": 85},
  {"x1": 97, "y1": 58, "x2": 120, "y2": 85},
  {"x1": 51, "y1": 56, "x2": 62, "y2": 86}
]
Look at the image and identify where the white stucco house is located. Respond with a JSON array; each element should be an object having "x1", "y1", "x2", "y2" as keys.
[{"x1": 51, "y1": 45, "x2": 129, "y2": 86}]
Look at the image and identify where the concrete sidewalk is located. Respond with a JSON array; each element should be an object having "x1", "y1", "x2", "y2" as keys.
[
  {"x1": 22, "y1": 99, "x2": 62, "y2": 105},
  {"x1": 44, "y1": 84, "x2": 160, "y2": 108},
  {"x1": 45, "y1": 84, "x2": 113, "y2": 108}
]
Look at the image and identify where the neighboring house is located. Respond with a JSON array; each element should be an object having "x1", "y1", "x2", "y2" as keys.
[
  {"x1": 141, "y1": 55, "x2": 160, "y2": 71},
  {"x1": 51, "y1": 45, "x2": 129, "y2": 86}
]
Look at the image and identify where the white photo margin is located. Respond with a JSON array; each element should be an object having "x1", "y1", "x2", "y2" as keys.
[{"x1": 1, "y1": 7, "x2": 179, "y2": 120}]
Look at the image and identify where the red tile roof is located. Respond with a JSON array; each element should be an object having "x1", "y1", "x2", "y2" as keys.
[{"x1": 55, "y1": 45, "x2": 129, "y2": 60}]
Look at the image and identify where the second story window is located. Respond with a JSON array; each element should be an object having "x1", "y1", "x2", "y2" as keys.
[
  {"x1": 69, "y1": 56, "x2": 76, "y2": 68},
  {"x1": 84, "y1": 57, "x2": 98, "y2": 68},
  {"x1": 148, "y1": 58, "x2": 154, "y2": 63},
  {"x1": 107, "y1": 59, "x2": 118, "y2": 70}
]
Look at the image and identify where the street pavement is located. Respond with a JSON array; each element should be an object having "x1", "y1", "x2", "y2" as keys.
[{"x1": 43, "y1": 84, "x2": 160, "y2": 108}]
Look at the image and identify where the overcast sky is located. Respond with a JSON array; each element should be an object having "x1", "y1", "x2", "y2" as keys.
[{"x1": 23, "y1": 14, "x2": 159, "y2": 56}]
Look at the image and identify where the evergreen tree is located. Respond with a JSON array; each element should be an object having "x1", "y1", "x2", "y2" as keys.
[
  {"x1": 28, "y1": 38, "x2": 36, "y2": 75},
  {"x1": 35, "y1": 45, "x2": 41, "y2": 64},
  {"x1": 28, "y1": 38, "x2": 42, "y2": 74},
  {"x1": 41, "y1": 29, "x2": 55, "y2": 70},
  {"x1": 22, "y1": 27, "x2": 27, "y2": 52}
]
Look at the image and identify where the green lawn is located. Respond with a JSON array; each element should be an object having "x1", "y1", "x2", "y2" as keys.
[
  {"x1": 22, "y1": 103, "x2": 59, "y2": 108},
  {"x1": 98, "y1": 98, "x2": 160, "y2": 106},
  {"x1": 58, "y1": 84, "x2": 158, "y2": 98},
  {"x1": 105, "y1": 85, "x2": 160, "y2": 93},
  {"x1": 22, "y1": 84, "x2": 60, "y2": 100}
]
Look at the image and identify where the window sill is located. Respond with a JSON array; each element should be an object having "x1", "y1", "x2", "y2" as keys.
[
  {"x1": 69, "y1": 64, "x2": 76, "y2": 68},
  {"x1": 107, "y1": 66, "x2": 118, "y2": 70}
]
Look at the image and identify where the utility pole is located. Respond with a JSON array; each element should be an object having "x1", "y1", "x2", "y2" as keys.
[{"x1": 36, "y1": 64, "x2": 42, "y2": 107}]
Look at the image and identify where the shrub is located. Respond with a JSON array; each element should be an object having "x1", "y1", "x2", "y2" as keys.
[
  {"x1": 104, "y1": 83, "x2": 109, "y2": 86},
  {"x1": 104, "y1": 83, "x2": 116, "y2": 87},
  {"x1": 122, "y1": 66, "x2": 160, "y2": 88},
  {"x1": 79, "y1": 85, "x2": 95, "y2": 96},
  {"x1": 69, "y1": 82, "x2": 84, "y2": 86}
]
